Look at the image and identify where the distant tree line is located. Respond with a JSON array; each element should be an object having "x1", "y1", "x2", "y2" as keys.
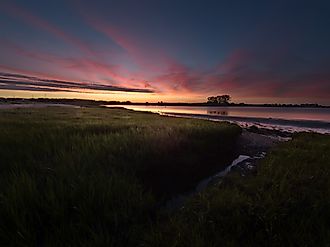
[
  {"x1": 0, "y1": 97, "x2": 326, "y2": 108},
  {"x1": 207, "y1": 95, "x2": 231, "y2": 105}
]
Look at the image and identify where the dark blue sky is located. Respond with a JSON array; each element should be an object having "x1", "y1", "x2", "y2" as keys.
[{"x1": 1, "y1": 0, "x2": 330, "y2": 103}]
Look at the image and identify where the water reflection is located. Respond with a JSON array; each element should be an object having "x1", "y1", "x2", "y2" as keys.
[
  {"x1": 106, "y1": 105, "x2": 330, "y2": 123},
  {"x1": 207, "y1": 110, "x2": 228, "y2": 116}
]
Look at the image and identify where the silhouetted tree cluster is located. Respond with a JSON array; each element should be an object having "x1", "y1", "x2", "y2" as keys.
[{"x1": 207, "y1": 95, "x2": 231, "y2": 105}]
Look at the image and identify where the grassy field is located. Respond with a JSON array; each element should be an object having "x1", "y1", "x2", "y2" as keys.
[
  {"x1": 0, "y1": 106, "x2": 241, "y2": 246},
  {"x1": 1, "y1": 106, "x2": 329, "y2": 246},
  {"x1": 146, "y1": 133, "x2": 330, "y2": 246}
]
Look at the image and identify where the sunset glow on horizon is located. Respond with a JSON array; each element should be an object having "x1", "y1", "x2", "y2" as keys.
[{"x1": 1, "y1": 0, "x2": 330, "y2": 104}]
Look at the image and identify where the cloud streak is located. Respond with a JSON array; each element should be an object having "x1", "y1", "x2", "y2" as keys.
[
  {"x1": 0, "y1": 72, "x2": 154, "y2": 93},
  {"x1": 1, "y1": 40, "x2": 155, "y2": 90}
]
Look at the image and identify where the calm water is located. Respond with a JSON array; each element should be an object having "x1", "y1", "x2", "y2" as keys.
[{"x1": 107, "y1": 105, "x2": 330, "y2": 123}]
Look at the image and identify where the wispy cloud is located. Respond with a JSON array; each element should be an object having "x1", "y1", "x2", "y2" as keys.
[
  {"x1": 0, "y1": 72, "x2": 154, "y2": 93},
  {"x1": 151, "y1": 49, "x2": 330, "y2": 100},
  {"x1": 1, "y1": 40, "x2": 154, "y2": 90}
]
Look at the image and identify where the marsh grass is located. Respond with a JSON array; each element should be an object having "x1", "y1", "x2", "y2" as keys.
[
  {"x1": 0, "y1": 107, "x2": 241, "y2": 246},
  {"x1": 4, "y1": 107, "x2": 328, "y2": 246},
  {"x1": 145, "y1": 133, "x2": 330, "y2": 246}
]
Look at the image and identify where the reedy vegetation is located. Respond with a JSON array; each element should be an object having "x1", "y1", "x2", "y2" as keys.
[
  {"x1": 0, "y1": 107, "x2": 240, "y2": 246},
  {"x1": 146, "y1": 133, "x2": 330, "y2": 246},
  {"x1": 0, "y1": 107, "x2": 329, "y2": 246}
]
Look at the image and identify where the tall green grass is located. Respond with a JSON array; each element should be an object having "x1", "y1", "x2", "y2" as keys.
[
  {"x1": 0, "y1": 107, "x2": 241, "y2": 246},
  {"x1": 145, "y1": 133, "x2": 330, "y2": 246}
]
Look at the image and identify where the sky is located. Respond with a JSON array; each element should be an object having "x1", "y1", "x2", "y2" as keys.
[{"x1": 0, "y1": 0, "x2": 330, "y2": 104}]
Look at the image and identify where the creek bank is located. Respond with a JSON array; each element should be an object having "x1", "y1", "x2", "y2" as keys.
[{"x1": 164, "y1": 128, "x2": 289, "y2": 211}]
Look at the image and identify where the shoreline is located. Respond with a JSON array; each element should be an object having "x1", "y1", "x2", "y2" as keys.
[
  {"x1": 105, "y1": 105, "x2": 330, "y2": 135},
  {"x1": 1, "y1": 98, "x2": 329, "y2": 108},
  {"x1": 4, "y1": 102, "x2": 328, "y2": 136},
  {"x1": 157, "y1": 112, "x2": 330, "y2": 135}
]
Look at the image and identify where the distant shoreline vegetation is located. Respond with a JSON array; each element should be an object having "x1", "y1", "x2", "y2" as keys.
[{"x1": 0, "y1": 97, "x2": 328, "y2": 108}]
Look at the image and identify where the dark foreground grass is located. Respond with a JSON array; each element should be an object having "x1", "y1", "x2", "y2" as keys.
[
  {"x1": 146, "y1": 133, "x2": 330, "y2": 246},
  {"x1": 0, "y1": 106, "x2": 241, "y2": 246}
]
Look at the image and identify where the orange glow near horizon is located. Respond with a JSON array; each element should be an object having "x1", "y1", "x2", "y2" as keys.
[
  {"x1": 1, "y1": 89, "x2": 326, "y2": 105},
  {"x1": 0, "y1": 89, "x2": 206, "y2": 103}
]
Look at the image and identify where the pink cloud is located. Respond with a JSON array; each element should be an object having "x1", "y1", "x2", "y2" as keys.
[
  {"x1": 1, "y1": 40, "x2": 155, "y2": 91},
  {"x1": 73, "y1": 2, "x2": 174, "y2": 74}
]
